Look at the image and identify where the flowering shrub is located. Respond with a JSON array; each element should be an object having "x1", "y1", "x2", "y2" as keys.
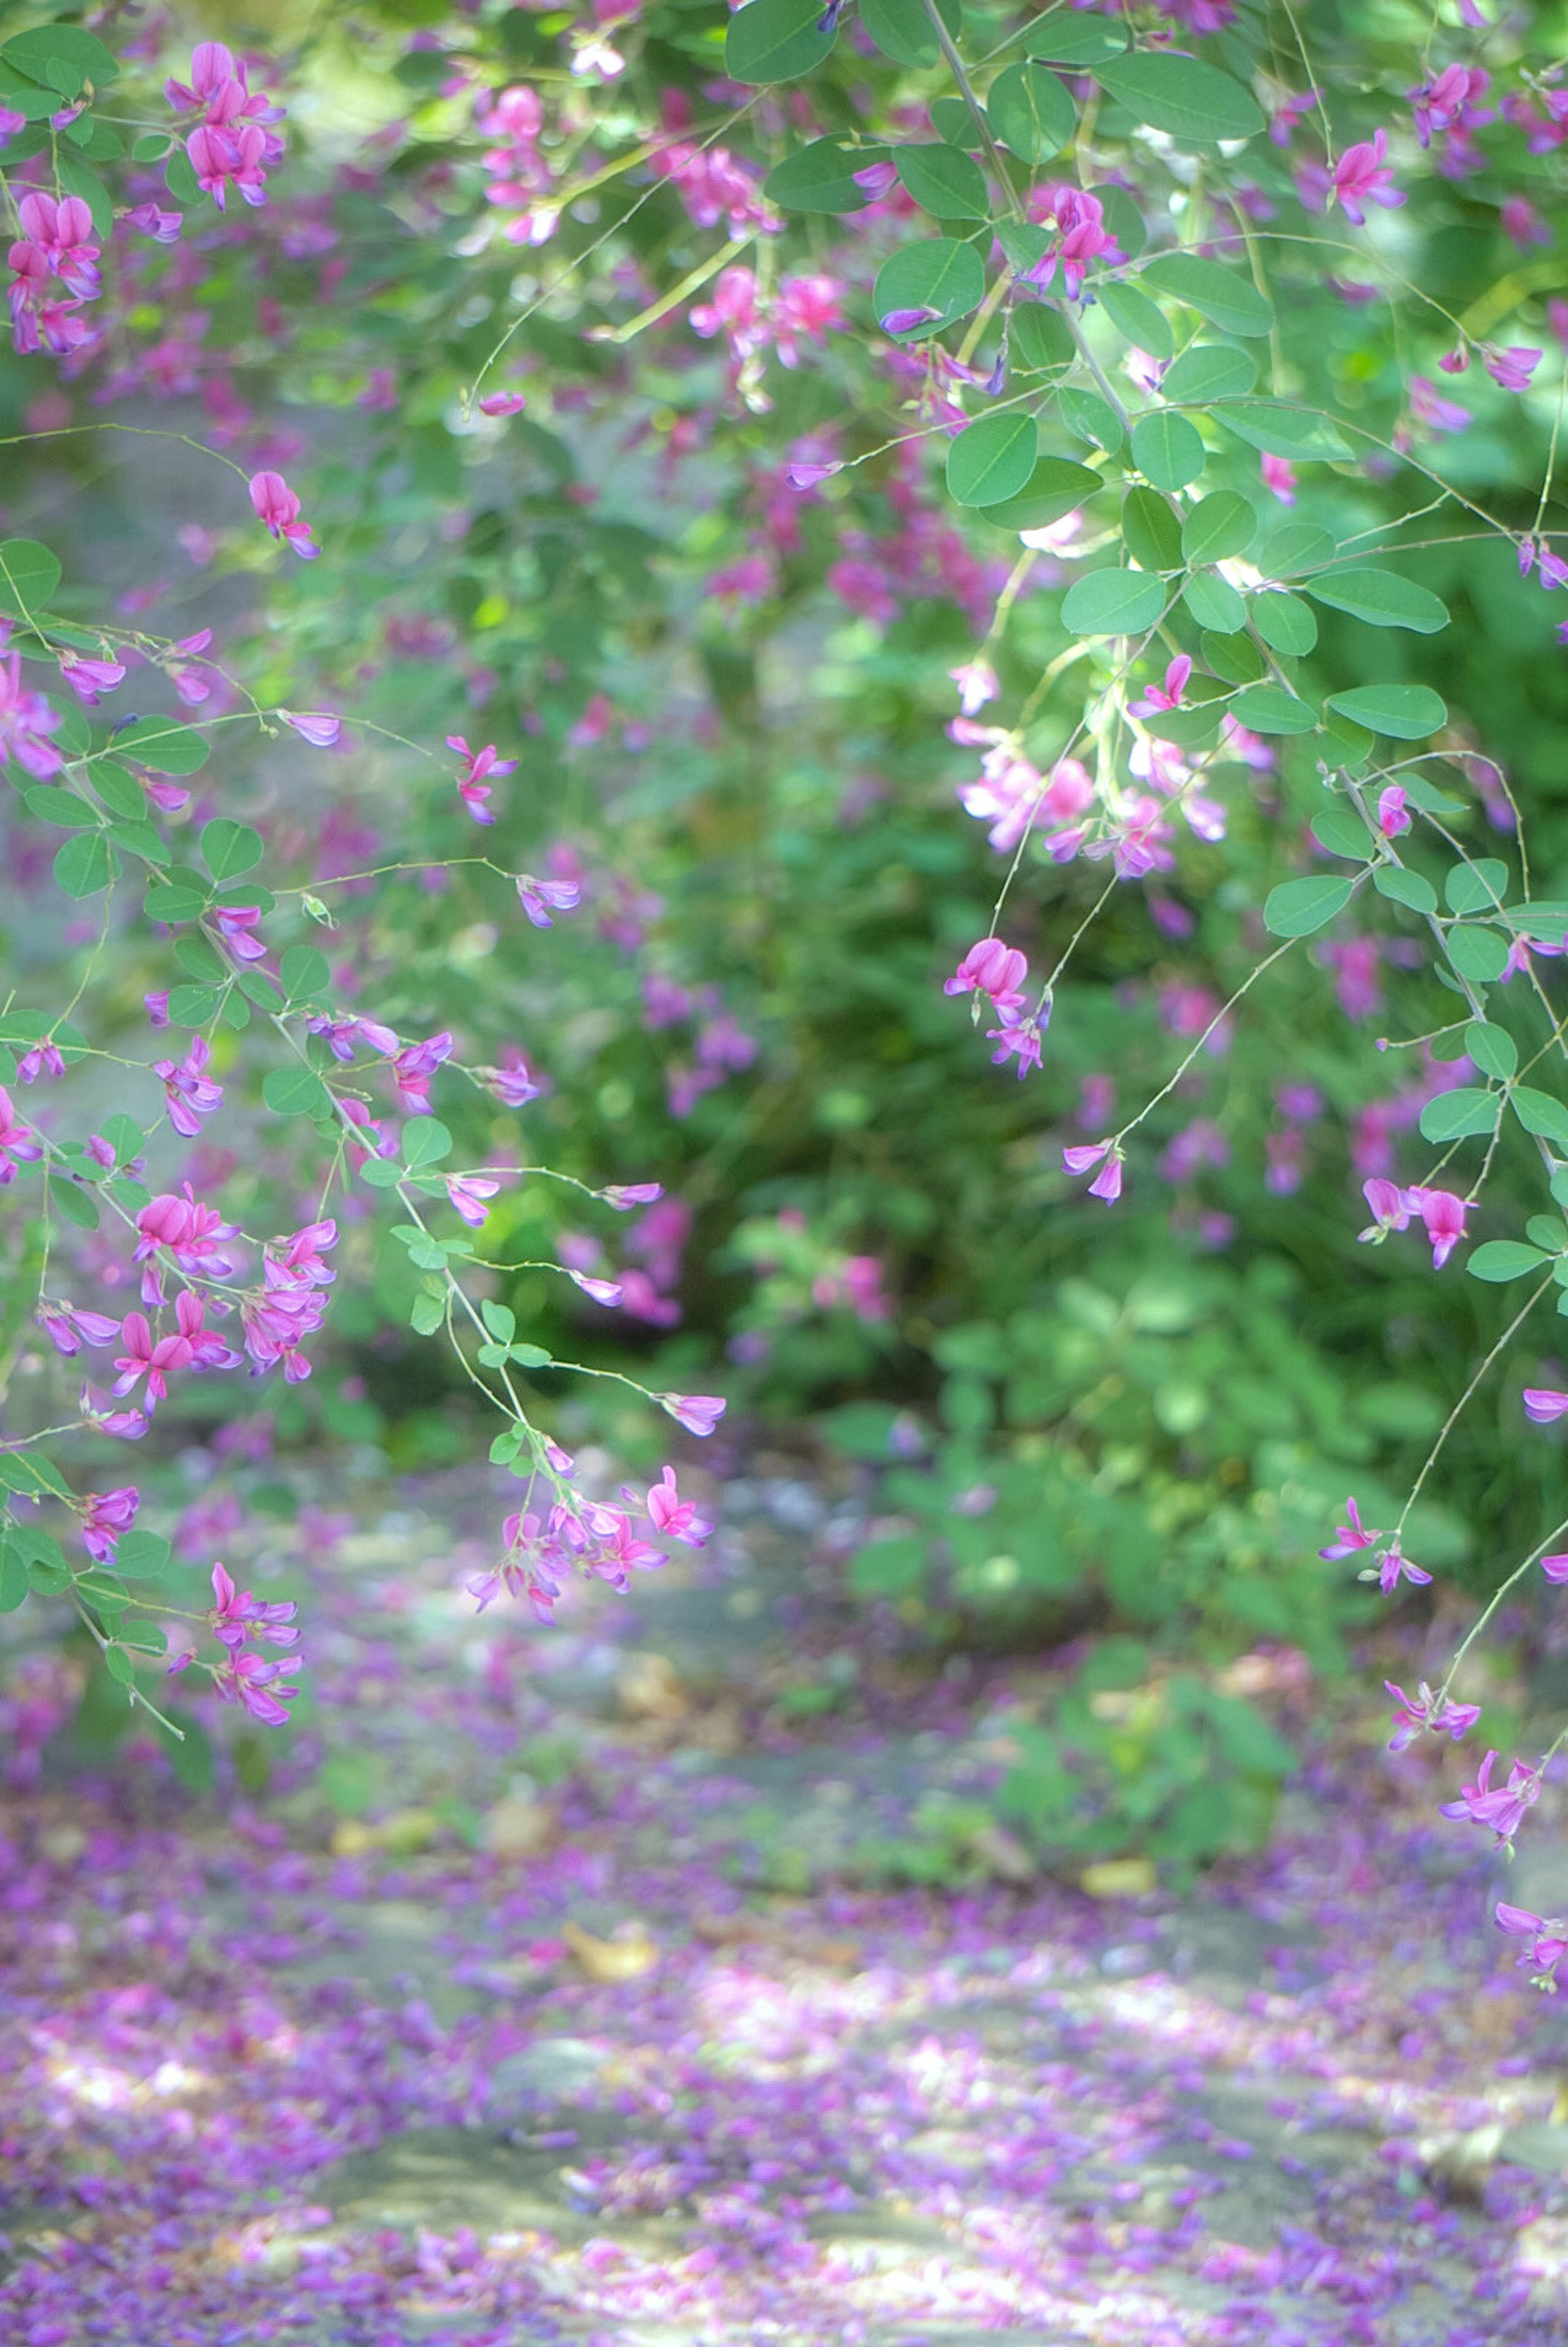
[{"x1": 4, "y1": 2, "x2": 1568, "y2": 1951}]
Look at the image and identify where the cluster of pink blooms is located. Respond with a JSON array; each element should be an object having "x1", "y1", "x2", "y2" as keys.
[
  {"x1": 475, "y1": 83, "x2": 559, "y2": 247},
  {"x1": 7, "y1": 191, "x2": 100, "y2": 360},
  {"x1": 1022, "y1": 185, "x2": 1123, "y2": 303},
  {"x1": 1357, "y1": 1176, "x2": 1468, "y2": 1267},
  {"x1": 0, "y1": 644, "x2": 65, "y2": 779},
  {"x1": 469, "y1": 1452, "x2": 717, "y2": 1624},
  {"x1": 1496, "y1": 1901, "x2": 1568, "y2": 1992},
  {"x1": 650, "y1": 95, "x2": 778, "y2": 242},
  {"x1": 0, "y1": 1084, "x2": 44, "y2": 1183},
  {"x1": 944, "y1": 937, "x2": 1045, "y2": 1079},
  {"x1": 166, "y1": 41, "x2": 287, "y2": 213},
  {"x1": 688, "y1": 265, "x2": 846, "y2": 390},
  {"x1": 168, "y1": 1562, "x2": 302, "y2": 1726}
]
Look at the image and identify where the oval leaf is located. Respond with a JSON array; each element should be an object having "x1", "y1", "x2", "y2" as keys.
[
  {"x1": 1250, "y1": 590, "x2": 1317, "y2": 656},
  {"x1": 201, "y1": 818, "x2": 263, "y2": 881},
  {"x1": 873, "y1": 239, "x2": 986, "y2": 341},
  {"x1": 947, "y1": 413, "x2": 1038, "y2": 507},
  {"x1": 1181, "y1": 572, "x2": 1246, "y2": 632},
  {"x1": 1095, "y1": 52, "x2": 1263, "y2": 144},
  {"x1": 1061, "y1": 567, "x2": 1167, "y2": 638},
  {"x1": 1141, "y1": 254, "x2": 1273, "y2": 338},
  {"x1": 1512, "y1": 1087, "x2": 1568, "y2": 1145},
  {"x1": 1130, "y1": 409, "x2": 1205, "y2": 492},
  {"x1": 1419, "y1": 1088, "x2": 1500, "y2": 1142},
  {"x1": 1096, "y1": 279, "x2": 1174, "y2": 361},
  {"x1": 1229, "y1": 684, "x2": 1318, "y2": 735},
  {"x1": 1213, "y1": 401, "x2": 1353, "y2": 460},
  {"x1": 1373, "y1": 864, "x2": 1439, "y2": 916},
  {"x1": 1467, "y1": 1241, "x2": 1548, "y2": 1283},
  {"x1": 1303, "y1": 568, "x2": 1449, "y2": 633},
  {"x1": 1162, "y1": 343, "x2": 1257, "y2": 403},
  {"x1": 765, "y1": 137, "x2": 886, "y2": 214},
  {"x1": 987, "y1": 62, "x2": 1076, "y2": 163},
  {"x1": 1122, "y1": 486, "x2": 1185, "y2": 573},
  {"x1": 1180, "y1": 492, "x2": 1255, "y2": 566},
  {"x1": 53, "y1": 831, "x2": 115, "y2": 899},
  {"x1": 1326, "y1": 685, "x2": 1446, "y2": 741},
  {"x1": 983, "y1": 455, "x2": 1103, "y2": 531},
  {"x1": 895, "y1": 142, "x2": 989, "y2": 220},
  {"x1": 109, "y1": 716, "x2": 210, "y2": 775},
  {"x1": 1263, "y1": 875, "x2": 1353, "y2": 937},
  {"x1": 860, "y1": 0, "x2": 961, "y2": 69},
  {"x1": 725, "y1": 0, "x2": 838, "y2": 84},
  {"x1": 262, "y1": 1066, "x2": 333, "y2": 1118}
]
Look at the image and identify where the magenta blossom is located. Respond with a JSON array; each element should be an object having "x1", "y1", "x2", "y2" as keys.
[
  {"x1": 945, "y1": 937, "x2": 1027, "y2": 1014},
  {"x1": 1319, "y1": 1496, "x2": 1376, "y2": 1560},
  {"x1": 1483, "y1": 345, "x2": 1541, "y2": 394},
  {"x1": 282, "y1": 709, "x2": 341, "y2": 746},
  {"x1": 477, "y1": 391, "x2": 528, "y2": 416},
  {"x1": 212, "y1": 1649, "x2": 301, "y2": 1726},
  {"x1": 81, "y1": 1487, "x2": 139, "y2": 1565},
  {"x1": 1440, "y1": 1749, "x2": 1542, "y2": 1847},
  {"x1": 154, "y1": 1034, "x2": 223, "y2": 1139},
  {"x1": 446, "y1": 734, "x2": 517, "y2": 825},
  {"x1": 1261, "y1": 454, "x2": 1296, "y2": 504},
  {"x1": 517, "y1": 874, "x2": 581, "y2": 928},
  {"x1": 0, "y1": 654, "x2": 65, "y2": 780},
  {"x1": 1130, "y1": 655, "x2": 1192, "y2": 719},
  {"x1": 1384, "y1": 1680, "x2": 1481, "y2": 1753},
  {"x1": 658, "y1": 1392, "x2": 726, "y2": 1436},
  {"x1": 248, "y1": 471, "x2": 318, "y2": 558},
  {"x1": 0, "y1": 1085, "x2": 43, "y2": 1183},
  {"x1": 39, "y1": 1301, "x2": 121, "y2": 1357},
  {"x1": 209, "y1": 1561, "x2": 298, "y2": 1652},
  {"x1": 988, "y1": 1013, "x2": 1047, "y2": 1079},
  {"x1": 446, "y1": 1172, "x2": 500, "y2": 1227},
  {"x1": 1331, "y1": 128, "x2": 1404, "y2": 225},
  {"x1": 1063, "y1": 1138, "x2": 1123, "y2": 1203},
  {"x1": 1376, "y1": 786, "x2": 1410, "y2": 837},
  {"x1": 1496, "y1": 1901, "x2": 1568, "y2": 1992},
  {"x1": 1524, "y1": 1388, "x2": 1568, "y2": 1423},
  {"x1": 1358, "y1": 1176, "x2": 1412, "y2": 1240},
  {"x1": 644, "y1": 1465, "x2": 713, "y2": 1548},
  {"x1": 1406, "y1": 1185, "x2": 1467, "y2": 1268}
]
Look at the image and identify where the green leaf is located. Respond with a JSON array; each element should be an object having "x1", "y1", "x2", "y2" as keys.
[
  {"x1": 1302, "y1": 569, "x2": 1449, "y2": 634},
  {"x1": 984, "y1": 456, "x2": 1103, "y2": 531},
  {"x1": 1180, "y1": 491, "x2": 1254, "y2": 565},
  {"x1": 1446, "y1": 927, "x2": 1510, "y2": 986},
  {"x1": 280, "y1": 945, "x2": 331, "y2": 1002},
  {"x1": 0, "y1": 1544, "x2": 26, "y2": 1613},
  {"x1": 1468, "y1": 1241, "x2": 1547, "y2": 1283},
  {"x1": 490, "y1": 1428, "x2": 524, "y2": 1464},
  {"x1": 1445, "y1": 858, "x2": 1509, "y2": 915},
  {"x1": 1512, "y1": 1088, "x2": 1568, "y2": 1145},
  {"x1": 1161, "y1": 342, "x2": 1257, "y2": 404},
  {"x1": 1181, "y1": 571, "x2": 1245, "y2": 632},
  {"x1": 410, "y1": 1292, "x2": 445, "y2": 1336},
  {"x1": 1213, "y1": 401, "x2": 1352, "y2": 460},
  {"x1": 200, "y1": 819, "x2": 263, "y2": 881},
  {"x1": 1529, "y1": 1213, "x2": 1568, "y2": 1252},
  {"x1": 174, "y1": 935, "x2": 231, "y2": 983},
  {"x1": 1130, "y1": 409, "x2": 1205, "y2": 492},
  {"x1": 110, "y1": 716, "x2": 210, "y2": 775},
  {"x1": 481, "y1": 1300, "x2": 517, "y2": 1343},
  {"x1": 895, "y1": 142, "x2": 989, "y2": 220},
  {"x1": 1311, "y1": 809, "x2": 1373, "y2": 861},
  {"x1": 1250, "y1": 591, "x2": 1317, "y2": 657},
  {"x1": 1096, "y1": 279, "x2": 1174, "y2": 361},
  {"x1": 98, "y1": 1113, "x2": 146, "y2": 1168},
  {"x1": 1466, "y1": 1022, "x2": 1518, "y2": 1081},
  {"x1": 1201, "y1": 629, "x2": 1265, "y2": 685},
  {"x1": 1025, "y1": 14, "x2": 1126, "y2": 65},
  {"x1": 403, "y1": 1117, "x2": 454, "y2": 1168},
  {"x1": 167, "y1": 984, "x2": 222, "y2": 1028},
  {"x1": 1061, "y1": 567, "x2": 1166, "y2": 638},
  {"x1": 24, "y1": 788, "x2": 93, "y2": 829},
  {"x1": 165, "y1": 147, "x2": 199, "y2": 205},
  {"x1": 236, "y1": 967, "x2": 284, "y2": 1013},
  {"x1": 359, "y1": 1156, "x2": 402, "y2": 1189},
  {"x1": 48, "y1": 1178, "x2": 99, "y2": 1232},
  {"x1": 765, "y1": 137, "x2": 887, "y2": 213},
  {"x1": 131, "y1": 132, "x2": 172, "y2": 163},
  {"x1": 1326, "y1": 685, "x2": 1446, "y2": 741},
  {"x1": 1095, "y1": 52, "x2": 1263, "y2": 143},
  {"x1": 144, "y1": 874, "x2": 208, "y2": 925},
  {"x1": 987, "y1": 62, "x2": 1076, "y2": 163},
  {"x1": 0, "y1": 69, "x2": 61, "y2": 123},
  {"x1": 947, "y1": 413, "x2": 1038, "y2": 507},
  {"x1": 1057, "y1": 386, "x2": 1124, "y2": 452},
  {"x1": 101, "y1": 1647, "x2": 137, "y2": 1687},
  {"x1": 1141, "y1": 254, "x2": 1273, "y2": 338},
  {"x1": 1419, "y1": 1087, "x2": 1499, "y2": 1142},
  {"x1": 1263, "y1": 875, "x2": 1354, "y2": 937},
  {"x1": 1260, "y1": 522, "x2": 1337, "y2": 576},
  {"x1": 0, "y1": 538, "x2": 62, "y2": 618},
  {"x1": 1008, "y1": 305, "x2": 1075, "y2": 373},
  {"x1": 1373, "y1": 864, "x2": 1439, "y2": 915},
  {"x1": 2, "y1": 25, "x2": 119, "y2": 95},
  {"x1": 725, "y1": 0, "x2": 838, "y2": 83},
  {"x1": 90, "y1": 760, "x2": 148, "y2": 822},
  {"x1": 262, "y1": 1066, "x2": 333, "y2": 1118},
  {"x1": 106, "y1": 820, "x2": 169, "y2": 868},
  {"x1": 116, "y1": 1530, "x2": 174, "y2": 1580},
  {"x1": 1504, "y1": 903, "x2": 1568, "y2": 941},
  {"x1": 53, "y1": 155, "x2": 112, "y2": 241},
  {"x1": 53, "y1": 831, "x2": 115, "y2": 899},
  {"x1": 1121, "y1": 487, "x2": 1185, "y2": 573},
  {"x1": 510, "y1": 1342, "x2": 553, "y2": 1370},
  {"x1": 860, "y1": 0, "x2": 961, "y2": 69},
  {"x1": 873, "y1": 239, "x2": 986, "y2": 341}
]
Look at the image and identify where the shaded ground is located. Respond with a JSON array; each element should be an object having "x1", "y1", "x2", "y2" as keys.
[{"x1": 1, "y1": 1457, "x2": 1566, "y2": 2344}]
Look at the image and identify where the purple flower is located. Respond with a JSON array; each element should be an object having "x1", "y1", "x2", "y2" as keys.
[
  {"x1": 1384, "y1": 1680, "x2": 1480, "y2": 1753},
  {"x1": 1524, "y1": 1388, "x2": 1568, "y2": 1423},
  {"x1": 1496, "y1": 1901, "x2": 1568, "y2": 1992},
  {"x1": 1440, "y1": 1749, "x2": 1542, "y2": 1846},
  {"x1": 658, "y1": 1391, "x2": 726, "y2": 1437}
]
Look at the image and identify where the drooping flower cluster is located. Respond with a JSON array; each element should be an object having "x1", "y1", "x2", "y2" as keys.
[
  {"x1": 469, "y1": 1457, "x2": 715, "y2": 1623},
  {"x1": 7, "y1": 192, "x2": 100, "y2": 359},
  {"x1": 166, "y1": 41, "x2": 287, "y2": 212}
]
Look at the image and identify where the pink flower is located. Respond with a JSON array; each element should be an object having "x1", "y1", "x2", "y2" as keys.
[
  {"x1": 445, "y1": 1173, "x2": 499, "y2": 1227},
  {"x1": 1524, "y1": 1388, "x2": 1568, "y2": 1423},
  {"x1": 38, "y1": 1301, "x2": 120, "y2": 1356},
  {"x1": 1440, "y1": 1749, "x2": 1541, "y2": 1846},
  {"x1": 1543, "y1": 1553, "x2": 1568, "y2": 1583},
  {"x1": 517, "y1": 875, "x2": 581, "y2": 928},
  {"x1": 1408, "y1": 376, "x2": 1470, "y2": 435},
  {"x1": 948, "y1": 659, "x2": 999, "y2": 716},
  {"x1": 1358, "y1": 1176, "x2": 1413, "y2": 1241},
  {"x1": 209, "y1": 1560, "x2": 298, "y2": 1651},
  {"x1": 477, "y1": 391, "x2": 528, "y2": 416},
  {"x1": 944, "y1": 938, "x2": 1027, "y2": 1013},
  {"x1": 154, "y1": 1034, "x2": 223, "y2": 1139},
  {"x1": 213, "y1": 1649, "x2": 301, "y2": 1726},
  {"x1": 1483, "y1": 345, "x2": 1541, "y2": 394},
  {"x1": 0, "y1": 654, "x2": 65, "y2": 779},
  {"x1": 446, "y1": 734, "x2": 516, "y2": 825},
  {"x1": 1320, "y1": 1496, "x2": 1376, "y2": 1560},
  {"x1": 569, "y1": 1270, "x2": 623, "y2": 1305},
  {"x1": 657, "y1": 1392, "x2": 726, "y2": 1436},
  {"x1": 1331, "y1": 128, "x2": 1404, "y2": 226},
  {"x1": 111, "y1": 1310, "x2": 194, "y2": 1410},
  {"x1": 1376, "y1": 785, "x2": 1410, "y2": 836},
  {"x1": 987, "y1": 1015, "x2": 1046, "y2": 1078},
  {"x1": 0, "y1": 1085, "x2": 42, "y2": 1183},
  {"x1": 644, "y1": 1465, "x2": 713, "y2": 1548},
  {"x1": 283, "y1": 709, "x2": 341, "y2": 745},
  {"x1": 1130, "y1": 656, "x2": 1192, "y2": 718},
  {"x1": 1406, "y1": 1185, "x2": 1467, "y2": 1268},
  {"x1": 81, "y1": 1487, "x2": 138, "y2": 1565},
  {"x1": 1384, "y1": 1680, "x2": 1481, "y2": 1753},
  {"x1": 248, "y1": 471, "x2": 318, "y2": 559},
  {"x1": 1063, "y1": 1139, "x2": 1123, "y2": 1203},
  {"x1": 603, "y1": 1182, "x2": 664, "y2": 1210},
  {"x1": 1261, "y1": 454, "x2": 1297, "y2": 504},
  {"x1": 1495, "y1": 1901, "x2": 1568, "y2": 1991}
]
